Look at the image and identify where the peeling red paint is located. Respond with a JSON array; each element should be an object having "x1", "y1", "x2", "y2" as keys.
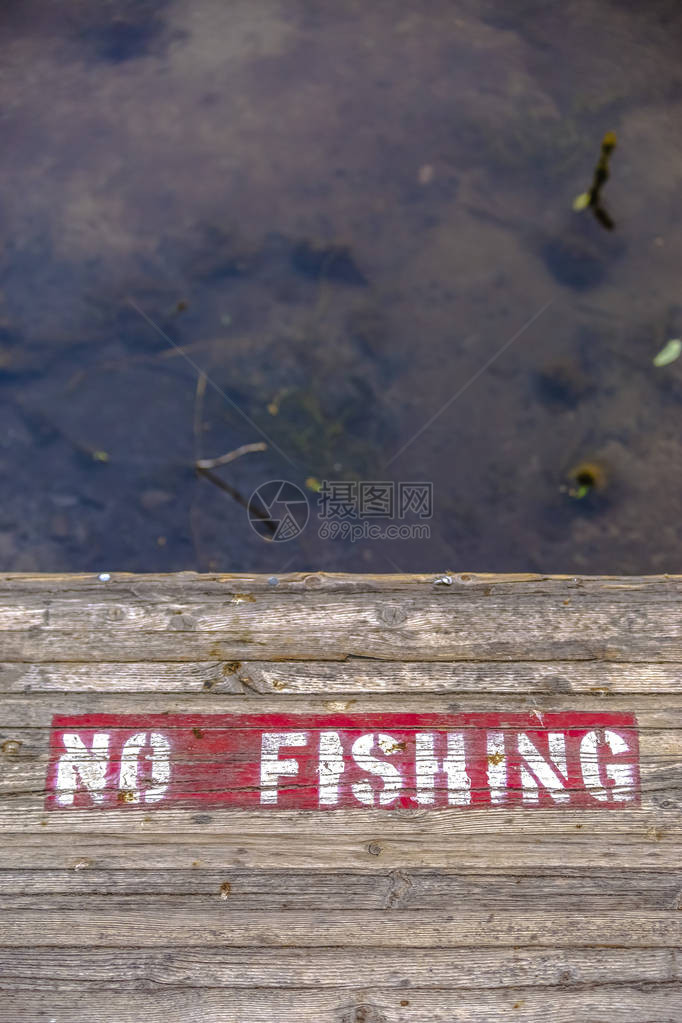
[{"x1": 46, "y1": 712, "x2": 640, "y2": 810}]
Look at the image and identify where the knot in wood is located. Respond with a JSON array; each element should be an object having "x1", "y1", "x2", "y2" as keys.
[
  {"x1": 378, "y1": 603, "x2": 408, "y2": 626},
  {"x1": 168, "y1": 614, "x2": 197, "y2": 630},
  {"x1": 340, "y1": 1004, "x2": 386, "y2": 1023}
]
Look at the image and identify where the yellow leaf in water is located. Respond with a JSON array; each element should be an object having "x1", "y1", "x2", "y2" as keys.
[
  {"x1": 572, "y1": 192, "x2": 591, "y2": 211},
  {"x1": 305, "y1": 477, "x2": 322, "y2": 492},
  {"x1": 92, "y1": 450, "x2": 110, "y2": 462},
  {"x1": 653, "y1": 339, "x2": 682, "y2": 367}
]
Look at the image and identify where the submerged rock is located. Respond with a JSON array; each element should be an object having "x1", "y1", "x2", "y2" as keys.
[
  {"x1": 541, "y1": 235, "x2": 607, "y2": 290},
  {"x1": 292, "y1": 240, "x2": 367, "y2": 286},
  {"x1": 539, "y1": 217, "x2": 626, "y2": 291}
]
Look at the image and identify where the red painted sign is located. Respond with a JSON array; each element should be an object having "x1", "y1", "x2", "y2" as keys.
[{"x1": 46, "y1": 712, "x2": 640, "y2": 810}]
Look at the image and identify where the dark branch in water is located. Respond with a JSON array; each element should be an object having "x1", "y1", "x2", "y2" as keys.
[
  {"x1": 575, "y1": 131, "x2": 617, "y2": 230},
  {"x1": 196, "y1": 467, "x2": 276, "y2": 536}
]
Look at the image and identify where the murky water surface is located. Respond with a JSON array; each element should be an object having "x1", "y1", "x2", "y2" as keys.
[{"x1": 1, "y1": 0, "x2": 681, "y2": 573}]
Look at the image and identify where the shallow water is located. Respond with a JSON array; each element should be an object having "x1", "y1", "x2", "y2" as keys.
[{"x1": 1, "y1": 0, "x2": 681, "y2": 573}]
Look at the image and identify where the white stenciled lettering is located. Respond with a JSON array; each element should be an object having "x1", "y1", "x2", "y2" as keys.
[
  {"x1": 580, "y1": 729, "x2": 636, "y2": 802},
  {"x1": 118, "y1": 732, "x2": 171, "y2": 804},
  {"x1": 319, "y1": 731, "x2": 345, "y2": 806},
  {"x1": 56, "y1": 732, "x2": 110, "y2": 806},
  {"x1": 415, "y1": 732, "x2": 471, "y2": 805},
  {"x1": 517, "y1": 732, "x2": 571, "y2": 804},
  {"x1": 260, "y1": 732, "x2": 308, "y2": 805},
  {"x1": 486, "y1": 731, "x2": 507, "y2": 804},
  {"x1": 351, "y1": 733, "x2": 404, "y2": 807}
]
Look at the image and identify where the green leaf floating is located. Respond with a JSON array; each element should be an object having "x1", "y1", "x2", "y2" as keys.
[{"x1": 653, "y1": 339, "x2": 682, "y2": 367}]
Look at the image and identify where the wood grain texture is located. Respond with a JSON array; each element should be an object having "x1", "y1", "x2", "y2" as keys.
[
  {"x1": 2, "y1": 984, "x2": 681, "y2": 1023},
  {"x1": 0, "y1": 946, "x2": 674, "y2": 988},
  {"x1": 0, "y1": 572, "x2": 680, "y2": 1023},
  {"x1": 3, "y1": 660, "x2": 682, "y2": 695},
  {"x1": 2, "y1": 833, "x2": 681, "y2": 871},
  {"x1": 2, "y1": 908, "x2": 681, "y2": 948},
  {"x1": 2, "y1": 868, "x2": 680, "y2": 910},
  {"x1": 0, "y1": 573, "x2": 681, "y2": 662}
]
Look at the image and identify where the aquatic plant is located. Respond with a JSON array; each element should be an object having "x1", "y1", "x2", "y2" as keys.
[{"x1": 567, "y1": 461, "x2": 606, "y2": 500}]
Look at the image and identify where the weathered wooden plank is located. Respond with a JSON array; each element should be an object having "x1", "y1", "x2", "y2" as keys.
[
  {"x1": 1, "y1": 571, "x2": 679, "y2": 594},
  {"x1": 0, "y1": 946, "x2": 674, "y2": 989},
  {"x1": 3, "y1": 691, "x2": 682, "y2": 725},
  {"x1": 3, "y1": 589, "x2": 682, "y2": 633},
  {"x1": 1, "y1": 719, "x2": 676, "y2": 749},
  {"x1": 1, "y1": 908, "x2": 680, "y2": 947},
  {"x1": 1, "y1": 833, "x2": 679, "y2": 870},
  {"x1": 3, "y1": 763, "x2": 679, "y2": 805},
  {"x1": 2, "y1": 983, "x2": 681, "y2": 1023},
  {"x1": 0, "y1": 581, "x2": 680, "y2": 660},
  {"x1": 2, "y1": 884, "x2": 679, "y2": 914},
  {"x1": 1, "y1": 717, "x2": 679, "y2": 771},
  {"x1": 0, "y1": 800, "x2": 680, "y2": 836},
  {"x1": 2, "y1": 868, "x2": 680, "y2": 911},
  {"x1": 1, "y1": 623, "x2": 678, "y2": 661},
  {"x1": 2, "y1": 660, "x2": 682, "y2": 696},
  {"x1": 2, "y1": 711, "x2": 679, "y2": 813},
  {"x1": 2, "y1": 770, "x2": 680, "y2": 816},
  {"x1": 13, "y1": 708, "x2": 658, "y2": 818}
]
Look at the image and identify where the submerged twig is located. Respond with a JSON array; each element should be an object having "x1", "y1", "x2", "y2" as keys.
[
  {"x1": 573, "y1": 131, "x2": 617, "y2": 230},
  {"x1": 189, "y1": 369, "x2": 271, "y2": 557},
  {"x1": 193, "y1": 371, "x2": 208, "y2": 463},
  {"x1": 195, "y1": 441, "x2": 267, "y2": 470},
  {"x1": 195, "y1": 466, "x2": 276, "y2": 534},
  {"x1": 189, "y1": 370, "x2": 208, "y2": 568}
]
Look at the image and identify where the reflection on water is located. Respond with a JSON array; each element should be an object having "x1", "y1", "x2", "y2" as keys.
[{"x1": 1, "y1": 0, "x2": 681, "y2": 573}]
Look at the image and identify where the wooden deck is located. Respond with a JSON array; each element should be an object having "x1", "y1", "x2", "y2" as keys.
[{"x1": 1, "y1": 572, "x2": 681, "y2": 1022}]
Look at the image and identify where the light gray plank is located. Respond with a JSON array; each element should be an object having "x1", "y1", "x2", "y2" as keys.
[
  {"x1": 4, "y1": 589, "x2": 682, "y2": 634},
  {"x1": 2, "y1": 660, "x2": 682, "y2": 696},
  {"x1": 1, "y1": 618, "x2": 678, "y2": 660},
  {"x1": 0, "y1": 576, "x2": 681, "y2": 660},
  {"x1": 2, "y1": 868, "x2": 680, "y2": 911},
  {"x1": 1, "y1": 771, "x2": 680, "y2": 819},
  {"x1": 2, "y1": 796, "x2": 681, "y2": 835},
  {"x1": 0, "y1": 946, "x2": 674, "y2": 989},
  {"x1": 0, "y1": 908, "x2": 679, "y2": 947},
  {"x1": 1, "y1": 983, "x2": 681, "y2": 1023},
  {"x1": 3, "y1": 691, "x2": 682, "y2": 726},
  {"x1": 2, "y1": 832, "x2": 680, "y2": 870}
]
